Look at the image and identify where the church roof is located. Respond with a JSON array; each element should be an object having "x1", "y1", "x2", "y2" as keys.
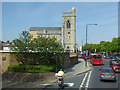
[{"x1": 29, "y1": 27, "x2": 62, "y2": 31}]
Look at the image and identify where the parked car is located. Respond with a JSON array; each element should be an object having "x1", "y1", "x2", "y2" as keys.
[
  {"x1": 110, "y1": 56, "x2": 116, "y2": 59},
  {"x1": 109, "y1": 59, "x2": 119, "y2": 67},
  {"x1": 112, "y1": 63, "x2": 120, "y2": 72},
  {"x1": 100, "y1": 67, "x2": 116, "y2": 81},
  {"x1": 105, "y1": 56, "x2": 110, "y2": 59}
]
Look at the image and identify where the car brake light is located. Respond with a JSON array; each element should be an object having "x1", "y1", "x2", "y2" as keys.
[
  {"x1": 101, "y1": 74, "x2": 104, "y2": 76},
  {"x1": 112, "y1": 74, "x2": 115, "y2": 76}
]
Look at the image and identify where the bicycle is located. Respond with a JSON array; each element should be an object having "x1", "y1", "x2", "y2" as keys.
[{"x1": 57, "y1": 76, "x2": 64, "y2": 89}]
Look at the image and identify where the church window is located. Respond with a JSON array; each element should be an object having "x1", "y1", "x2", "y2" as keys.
[
  {"x1": 48, "y1": 35, "x2": 50, "y2": 37},
  {"x1": 67, "y1": 20, "x2": 71, "y2": 28},
  {"x1": 46, "y1": 30, "x2": 47, "y2": 33}
]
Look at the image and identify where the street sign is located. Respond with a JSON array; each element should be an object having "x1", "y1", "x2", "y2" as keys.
[
  {"x1": 83, "y1": 51, "x2": 86, "y2": 54},
  {"x1": 2, "y1": 55, "x2": 6, "y2": 61}
]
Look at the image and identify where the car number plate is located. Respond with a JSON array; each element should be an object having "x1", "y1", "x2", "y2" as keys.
[{"x1": 105, "y1": 75, "x2": 111, "y2": 77}]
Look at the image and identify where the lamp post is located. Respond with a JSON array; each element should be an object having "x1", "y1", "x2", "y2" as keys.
[{"x1": 85, "y1": 24, "x2": 97, "y2": 67}]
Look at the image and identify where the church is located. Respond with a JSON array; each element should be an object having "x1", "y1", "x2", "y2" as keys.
[{"x1": 29, "y1": 7, "x2": 77, "y2": 52}]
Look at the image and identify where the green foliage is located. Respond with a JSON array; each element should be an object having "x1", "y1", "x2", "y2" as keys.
[
  {"x1": 8, "y1": 65, "x2": 56, "y2": 73},
  {"x1": 10, "y1": 31, "x2": 64, "y2": 66},
  {"x1": 82, "y1": 37, "x2": 119, "y2": 54}
]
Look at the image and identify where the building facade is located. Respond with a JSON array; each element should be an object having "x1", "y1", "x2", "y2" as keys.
[
  {"x1": 0, "y1": 41, "x2": 11, "y2": 50},
  {"x1": 29, "y1": 7, "x2": 77, "y2": 52}
]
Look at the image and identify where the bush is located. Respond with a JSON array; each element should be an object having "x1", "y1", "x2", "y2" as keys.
[{"x1": 8, "y1": 65, "x2": 56, "y2": 73}]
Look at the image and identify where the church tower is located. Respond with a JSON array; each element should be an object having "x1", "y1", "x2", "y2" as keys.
[{"x1": 62, "y1": 7, "x2": 76, "y2": 52}]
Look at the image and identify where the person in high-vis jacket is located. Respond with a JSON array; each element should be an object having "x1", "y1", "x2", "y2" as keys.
[{"x1": 55, "y1": 69, "x2": 65, "y2": 85}]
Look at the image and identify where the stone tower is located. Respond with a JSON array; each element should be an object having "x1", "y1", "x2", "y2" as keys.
[{"x1": 62, "y1": 7, "x2": 76, "y2": 52}]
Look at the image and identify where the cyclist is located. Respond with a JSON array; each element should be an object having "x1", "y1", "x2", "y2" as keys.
[{"x1": 55, "y1": 69, "x2": 65, "y2": 85}]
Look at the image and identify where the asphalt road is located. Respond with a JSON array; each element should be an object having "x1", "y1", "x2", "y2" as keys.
[{"x1": 45, "y1": 58, "x2": 120, "y2": 90}]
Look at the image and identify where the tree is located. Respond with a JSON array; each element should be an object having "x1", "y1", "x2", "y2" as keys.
[
  {"x1": 32, "y1": 37, "x2": 64, "y2": 65},
  {"x1": 10, "y1": 31, "x2": 64, "y2": 65},
  {"x1": 10, "y1": 31, "x2": 33, "y2": 64}
]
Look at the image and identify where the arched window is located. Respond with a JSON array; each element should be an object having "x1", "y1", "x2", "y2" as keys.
[{"x1": 67, "y1": 20, "x2": 71, "y2": 28}]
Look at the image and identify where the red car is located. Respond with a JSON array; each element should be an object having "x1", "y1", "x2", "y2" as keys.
[
  {"x1": 105, "y1": 56, "x2": 110, "y2": 59},
  {"x1": 112, "y1": 63, "x2": 120, "y2": 72}
]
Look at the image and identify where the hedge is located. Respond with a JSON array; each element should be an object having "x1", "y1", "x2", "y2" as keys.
[{"x1": 8, "y1": 64, "x2": 56, "y2": 73}]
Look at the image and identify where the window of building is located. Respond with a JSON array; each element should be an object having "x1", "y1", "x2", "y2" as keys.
[
  {"x1": 68, "y1": 32, "x2": 70, "y2": 34},
  {"x1": 48, "y1": 35, "x2": 50, "y2": 37},
  {"x1": 67, "y1": 20, "x2": 71, "y2": 28},
  {"x1": 46, "y1": 30, "x2": 47, "y2": 33}
]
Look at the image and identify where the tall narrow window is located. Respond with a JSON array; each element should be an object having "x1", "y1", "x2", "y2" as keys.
[
  {"x1": 49, "y1": 35, "x2": 50, "y2": 37},
  {"x1": 67, "y1": 20, "x2": 71, "y2": 28}
]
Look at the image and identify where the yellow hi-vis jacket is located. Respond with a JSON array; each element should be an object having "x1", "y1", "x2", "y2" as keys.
[{"x1": 55, "y1": 71, "x2": 65, "y2": 77}]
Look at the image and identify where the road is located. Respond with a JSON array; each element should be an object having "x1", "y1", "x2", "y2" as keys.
[{"x1": 45, "y1": 58, "x2": 120, "y2": 90}]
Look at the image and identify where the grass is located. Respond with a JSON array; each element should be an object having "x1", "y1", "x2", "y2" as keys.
[{"x1": 8, "y1": 64, "x2": 56, "y2": 73}]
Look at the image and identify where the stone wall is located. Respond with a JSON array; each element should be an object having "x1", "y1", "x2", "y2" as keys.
[
  {"x1": 0, "y1": 51, "x2": 78, "y2": 73},
  {"x1": 0, "y1": 51, "x2": 19, "y2": 73},
  {"x1": 62, "y1": 52, "x2": 78, "y2": 69}
]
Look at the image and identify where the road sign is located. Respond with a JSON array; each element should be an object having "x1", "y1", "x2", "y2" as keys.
[{"x1": 2, "y1": 55, "x2": 6, "y2": 61}]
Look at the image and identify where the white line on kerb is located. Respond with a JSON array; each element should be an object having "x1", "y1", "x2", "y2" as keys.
[
  {"x1": 85, "y1": 71, "x2": 92, "y2": 90},
  {"x1": 79, "y1": 72, "x2": 88, "y2": 90}
]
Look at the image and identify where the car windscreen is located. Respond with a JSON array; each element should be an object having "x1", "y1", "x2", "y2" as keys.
[
  {"x1": 114, "y1": 64, "x2": 120, "y2": 66},
  {"x1": 102, "y1": 69, "x2": 114, "y2": 73},
  {"x1": 111, "y1": 56, "x2": 116, "y2": 59},
  {"x1": 93, "y1": 55, "x2": 101, "y2": 60}
]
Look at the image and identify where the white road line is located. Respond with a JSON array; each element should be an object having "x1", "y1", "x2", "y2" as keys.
[
  {"x1": 64, "y1": 83, "x2": 74, "y2": 87},
  {"x1": 41, "y1": 83, "x2": 74, "y2": 87},
  {"x1": 85, "y1": 71, "x2": 92, "y2": 89},
  {"x1": 79, "y1": 72, "x2": 88, "y2": 90},
  {"x1": 41, "y1": 84, "x2": 53, "y2": 86}
]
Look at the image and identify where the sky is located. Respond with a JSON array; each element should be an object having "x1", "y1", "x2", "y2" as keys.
[{"x1": 2, "y1": 2, "x2": 118, "y2": 49}]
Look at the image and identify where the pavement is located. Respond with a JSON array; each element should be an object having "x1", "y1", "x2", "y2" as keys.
[{"x1": 64, "y1": 58, "x2": 92, "y2": 78}]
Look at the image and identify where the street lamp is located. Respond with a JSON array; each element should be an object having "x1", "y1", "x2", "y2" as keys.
[
  {"x1": 86, "y1": 24, "x2": 97, "y2": 53},
  {"x1": 85, "y1": 24, "x2": 97, "y2": 67}
]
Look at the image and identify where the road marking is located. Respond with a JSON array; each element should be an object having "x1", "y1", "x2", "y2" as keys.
[
  {"x1": 85, "y1": 71, "x2": 92, "y2": 90},
  {"x1": 79, "y1": 72, "x2": 88, "y2": 90},
  {"x1": 41, "y1": 84, "x2": 53, "y2": 86},
  {"x1": 64, "y1": 83, "x2": 74, "y2": 87},
  {"x1": 41, "y1": 83, "x2": 74, "y2": 87}
]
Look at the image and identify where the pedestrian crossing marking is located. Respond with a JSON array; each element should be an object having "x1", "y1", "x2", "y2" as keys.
[
  {"x1": 41, "y1": 83, "x2": 74, "y2": 87},
  {"x1": 65, "y1": 83, "x2": 74, "y2": 87}
]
